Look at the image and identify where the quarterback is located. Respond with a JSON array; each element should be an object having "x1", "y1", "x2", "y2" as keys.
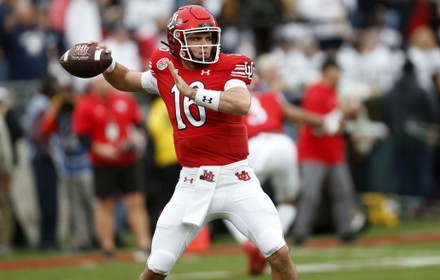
[{"x1": 94, "y1": 4, "x2": 298, "y2": 280}]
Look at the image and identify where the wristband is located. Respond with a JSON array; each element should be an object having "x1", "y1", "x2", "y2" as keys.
[
  {"x1": 194, "y1": 89, "x2": 221, "y2": 111},
  {"x1": 104, "y1": 59, "x2": 116, "y2": 74}
]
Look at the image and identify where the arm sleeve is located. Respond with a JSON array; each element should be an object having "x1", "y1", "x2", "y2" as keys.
[
  {"x1": 224, "y1": 79, "x2": 247, "y2": 91},
  {"x1": 141, "y1": 70, "x2": 159, "y2": 94}
]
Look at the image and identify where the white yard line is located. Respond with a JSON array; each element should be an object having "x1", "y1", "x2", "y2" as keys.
[
  {"x1": 168, "y1": 270, "x2": 234, "y2": 279},
  {"x1": 298, "y1": 255, "x2": 440, "y2": 273},
  {"x1": 168, "y1": 255, "x2": 440, "y2": 279}
]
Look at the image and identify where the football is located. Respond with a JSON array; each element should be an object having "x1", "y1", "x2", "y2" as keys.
[{"x1": 60, "y1": 43, "x2": 113, "y2": 78}]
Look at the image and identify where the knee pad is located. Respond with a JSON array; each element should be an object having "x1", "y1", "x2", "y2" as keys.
[{"x1": 147, "y1": 250, "x2": 177, "y2": 275}]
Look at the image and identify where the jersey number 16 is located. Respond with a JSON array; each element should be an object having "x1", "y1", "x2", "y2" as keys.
[{"x1": 172, "y1": 81, "x2": 207, "y2": 130}]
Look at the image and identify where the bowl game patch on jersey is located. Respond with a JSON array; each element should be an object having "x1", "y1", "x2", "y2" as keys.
[{"x1": 157, "y1": 57, "x2": 170, "y2": 71}]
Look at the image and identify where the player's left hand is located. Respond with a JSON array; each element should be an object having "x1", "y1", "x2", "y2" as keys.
[{"x1": 168, "y1": 61, "x2": 197, "y2": 100}]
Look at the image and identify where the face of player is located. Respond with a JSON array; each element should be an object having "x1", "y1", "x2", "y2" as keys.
[{"x1": 186, "y1": 32, "x2": 214, "y2": 62}]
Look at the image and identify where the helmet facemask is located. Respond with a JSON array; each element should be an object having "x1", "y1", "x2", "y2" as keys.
[{"x1": 174, "y1": 27, "x2": 221, "y2": 64}]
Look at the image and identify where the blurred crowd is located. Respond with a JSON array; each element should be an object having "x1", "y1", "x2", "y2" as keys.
[{"x1": 1, "y1": 0, "x2": 440, "y2": 256}]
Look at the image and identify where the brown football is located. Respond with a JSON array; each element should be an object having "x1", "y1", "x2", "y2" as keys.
[{"x1": 60, "y1": 43, "x2": 113, "y2": 78}]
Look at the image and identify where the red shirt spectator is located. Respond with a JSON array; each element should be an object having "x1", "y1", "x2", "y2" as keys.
[
  {"x1": 297, "y1": 82, "x2": 345, "y2": 165},
  {"x1": 73, "y1": 86, "x2": 143, "y2": 166}
]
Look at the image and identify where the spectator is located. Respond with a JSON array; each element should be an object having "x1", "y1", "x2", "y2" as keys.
[
  {"x1": 40, "y1": 80, "x2": 96, "y2": 251},
  {"x1": 431, "y1": 71, "x2": 440, "y2": 198},
  {"x1": 72, "y1": 76, "x2": 151, "y2": 260},
  {"x1": 122, "y1": 0, "x2": 174, "y2": 63},
  {"x1": 24, "y1": 75, "x2": 60, "y2": 250},
  {"x1": 103, "y1": 21, "x2": 142, "y2": 72},
  {"x1": 64, "y1": 0, "x2": 102, "y2": 49},
  {"x1": 382, "y1": 60, "x2": 437, "y2": 198},
  {"x1": 0, "y1": 87, "x2": 14, "y2": 255},
  {"x1": 407, "y1": 25, "x2": 440, "y2": 91},
  {"x1": 294, "y1": 58, "x2": 360, "y2": 246},
  {"x1": 337, "y1": 27, "x2": 404, "y2": 97},
  {"x1": 1, "y1": 0, "x2": 52, "y2": 80},
  {"x1": 295, "y1": 0, "x2": 356, "y2": 51},
  {"x1": 271, "y1": 26, "x2": 324, "y2": 99},
  {"x1": 64, "y1": 0, "x2": 103, "y2": 92}
]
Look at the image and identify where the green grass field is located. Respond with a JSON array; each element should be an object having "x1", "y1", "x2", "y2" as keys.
[{"x1": 1, "y1": 219, "x2": 439, "y2": 280}]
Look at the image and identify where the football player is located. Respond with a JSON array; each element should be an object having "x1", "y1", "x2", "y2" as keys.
[{"x1": 92, "y1": 5, "x2": 298, "y2": 280}]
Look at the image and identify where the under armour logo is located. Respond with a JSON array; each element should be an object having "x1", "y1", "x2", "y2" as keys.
[
  {"x1": 183, "y1": 177, "x2": 194, "y2": 184},
  {"x1": 201, "y1": 69, "x2": 211, "y2": 75},
  {"x1": 202, "y1": 96, "x2": 213, "y2": 104},
  {"x1": 200, "y1": 170, "x2": 215, "y2": 182},
  {"x1": 235, "y1": 170, "x2": 251, "y2": 181}
]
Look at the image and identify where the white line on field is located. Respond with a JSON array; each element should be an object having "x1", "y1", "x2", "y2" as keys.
[
  {"x1": 168, "y1": 255, "x2": 440, "y2": 279},
  {"x1": 298, "y1": 255, "x2": 440, "y2": 273},
  {"x1": 168, "y1": 270, "x2": 234, "y2": 279}
]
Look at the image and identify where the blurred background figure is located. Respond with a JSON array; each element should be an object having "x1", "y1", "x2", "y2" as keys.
[
  {"x1": 0, "y1": 86, "x2": 14, "y2": 255},
  {"x1": 431, "y1": 71, "x2": 440, "y2": 198},
  {"x1": 294, "y1": 58, "x2": 360, "y2": 246},
  {"x1": 72, "y1": 76, "x2": 151, "y2": 260},
  {"x1": 382, "y1": 59, "x2": 437, "y2": 198},
  {"x1": 102, "y1": 20, "x2": 142, "y2": 72},
  {"x1": 40, "y1": 79, "x2": 96, "y2": 251},
  {"x1": 63, "y1": 0, "x2": 103, "y2": 92},
  {"x1": 24, "y1": 75, "x2": 60, "y2": 250},
  {"x1": 407, "y1": 25, "x2": 440, "y2": 91},
  {"x1": 1, "y1": 0, "x2": 57, "y2": 81},
  {"x1": 121, "y1": 0, "x2": 174, "y2": 64}
]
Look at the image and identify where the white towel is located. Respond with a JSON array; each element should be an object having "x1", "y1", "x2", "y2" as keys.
[{"x1": 182, "y1": 166, "x2": 220, "y2": 226}]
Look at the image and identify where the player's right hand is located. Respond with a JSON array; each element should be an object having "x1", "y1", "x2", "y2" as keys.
[{"x1": 168, "y1": 61, "x2": 197, "y2": 100}]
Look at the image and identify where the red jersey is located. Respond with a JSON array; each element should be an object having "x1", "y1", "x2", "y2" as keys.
[
  {"x1": 297, "y1": 82, "x2": 345, "y2": 165},
  {"x1": 244, "y1": 90, "x2": 284, "y2": 138},
  {"x1": 73, "y1": 91, "x2": 143, "y2": 166},
  {"x1": 149, "y1": 48, "x2": 254, "y2": 167}
]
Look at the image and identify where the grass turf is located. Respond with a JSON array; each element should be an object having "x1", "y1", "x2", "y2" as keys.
[{"x1": 1, "y1": 218, "x2": 439, "y2": 280}]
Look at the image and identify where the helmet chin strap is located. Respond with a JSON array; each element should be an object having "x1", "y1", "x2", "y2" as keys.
[{"x1": 160, "y1": 41, "x2": 177, "y2": 56}]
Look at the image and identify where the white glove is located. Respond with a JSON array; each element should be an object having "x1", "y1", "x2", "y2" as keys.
[{"x1": 323, "y1": 109, "x2": 343, "y2": 135}]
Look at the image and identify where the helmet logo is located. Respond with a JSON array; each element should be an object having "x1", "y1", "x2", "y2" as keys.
[
  {"x1": 167, "y1": 12, "x2": 183, "y2": 30},
  {"x1": 157, "y1": 58, "x2": 170, "y2": 70}
]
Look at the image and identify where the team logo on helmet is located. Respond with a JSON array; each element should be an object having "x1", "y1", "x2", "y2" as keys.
[
  {"x1": 157, "y1": 58, "x2": 170, "y2": 70},
  {"x1": 167, "y1": 12, "x2": 182, "y2": 30}
]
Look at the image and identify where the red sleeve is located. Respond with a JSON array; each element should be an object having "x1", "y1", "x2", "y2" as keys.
[
  {"x1": 222, "y1": 54, "x2": 255, "y2": 86},
  {"x1": 72, "y1": 96, "x2": 92, "y2": 136}
]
